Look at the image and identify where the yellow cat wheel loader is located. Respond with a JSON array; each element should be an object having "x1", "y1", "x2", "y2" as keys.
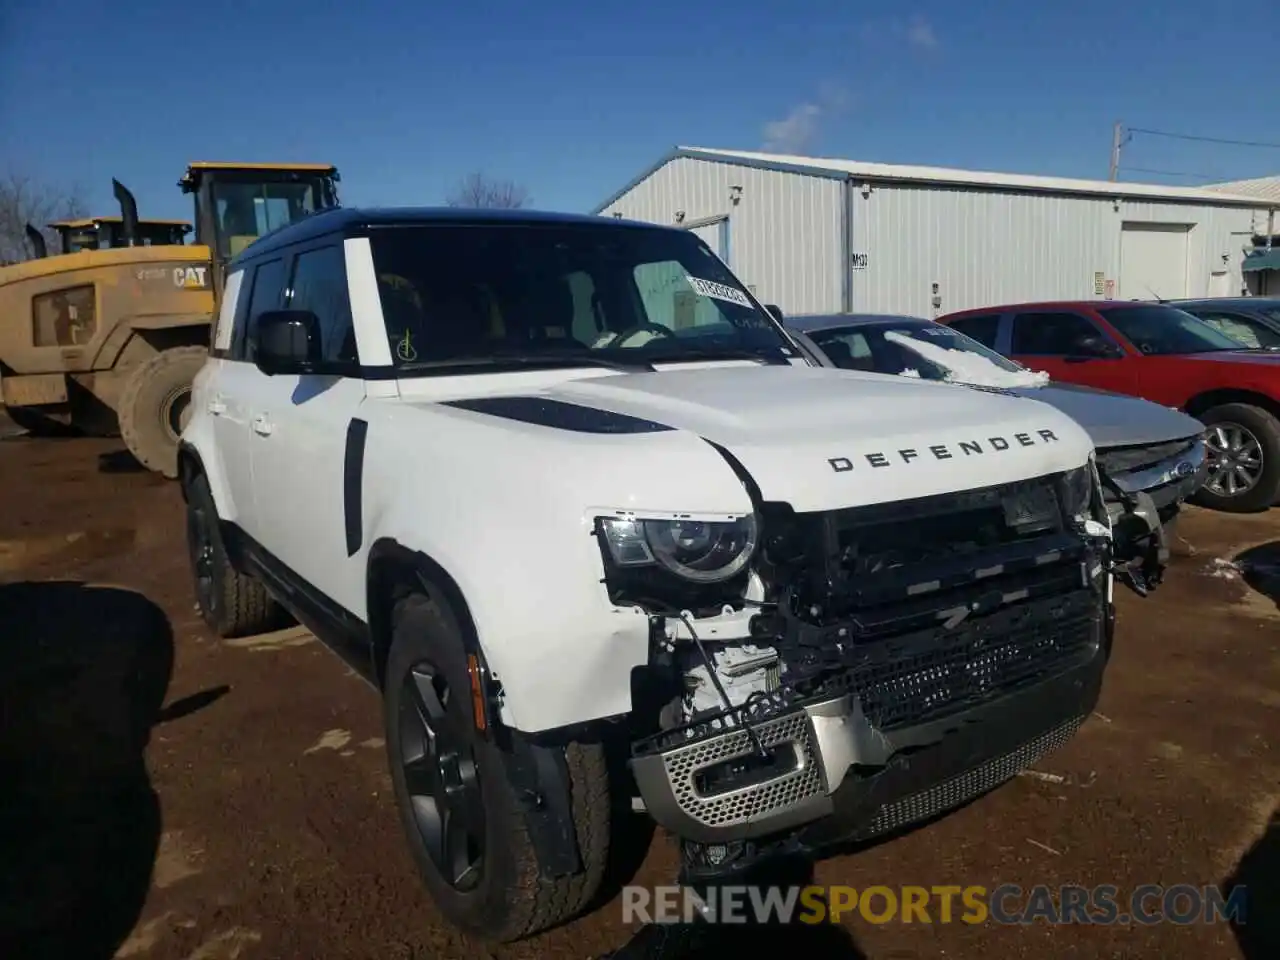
[
  {"x1": 0, "y1": 162, "x2": 339, "y2": 476},
  {"x1": 43, "y1": 215, "x2": 193, "y2": 254}
]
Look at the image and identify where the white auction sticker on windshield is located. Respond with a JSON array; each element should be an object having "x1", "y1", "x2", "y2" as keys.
[{"x1": 687, "y1": 276, "x2": 752, "y2": 307}]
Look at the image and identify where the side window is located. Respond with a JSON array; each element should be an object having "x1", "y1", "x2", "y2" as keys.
[
  {"x1": 1010, "y1": 311, "x2": 1105, "y2": 355},
  {"x1": 1187, "y1": 310, "x2": 1279, "y2": 349},
  {"x1": 946, "y1": 313, "x2": 1000, "y2": 348},
  {"x1": 286, "y1": 246, "x2": 356, "y2": 364},
  {"x1": 212, "y1": 269, "x2": 244, "y2": 352},
  {"x1": 633, "y1": 261, "x2": 726, "y2": 332},
  {"x1": 238, "y1": 258, "x2": 287, "y2": 361}
]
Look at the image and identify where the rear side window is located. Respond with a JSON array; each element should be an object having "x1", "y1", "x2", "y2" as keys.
[
  {"x1": 1010, "y1": 311, "x2": 1101, "y2": 355},
  {"x1": 237, "y1": 258, "x2": 287, "y2": 361},
  {"x1": 945, "y1": 313, "x2": 1000, "y2": 348},
  {"x1": 1185, "y1": 310, "x2": 1280, "y2": 349}
]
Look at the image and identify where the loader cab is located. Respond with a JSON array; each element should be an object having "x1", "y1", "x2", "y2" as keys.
[
  {"x1": 49, "y1": 217, "x2": 193, "y2": 254},
  {"x1": 179, "y1": 162, "x2": 341, "y2": 289}
]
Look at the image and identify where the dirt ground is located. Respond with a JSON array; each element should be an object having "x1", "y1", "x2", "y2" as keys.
[{"x1": 1, "y1": 427, "x2": 1277, "y2": 960}]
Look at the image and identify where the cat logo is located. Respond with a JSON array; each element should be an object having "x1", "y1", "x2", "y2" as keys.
[{"x1": 173, "y1": 266, "x2": 209, "y2": 289}]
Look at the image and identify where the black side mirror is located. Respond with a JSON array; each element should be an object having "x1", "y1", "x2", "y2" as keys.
[
  {"x1": 253, "y1": 309, "x2": 322, "y2": 375},
  {"x1": 765, "y1": 304, "x2": 784, "y2": 323},
  {"x1": 1067, "y1": 335, "x2": 1120, "y2": 361}
]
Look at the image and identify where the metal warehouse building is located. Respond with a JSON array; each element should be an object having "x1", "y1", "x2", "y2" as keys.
[{"x1": 594, "y1": 146, "x2": 1278, "y2": 318}]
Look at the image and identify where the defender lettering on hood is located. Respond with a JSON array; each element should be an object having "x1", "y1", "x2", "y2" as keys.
[{"x1": 829, "y1": 428, "x2": 1060, "y2": 472}]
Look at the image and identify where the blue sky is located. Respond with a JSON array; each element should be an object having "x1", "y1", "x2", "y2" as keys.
[{"x1": 3, "y1": 0, "x2": 1278, "y2": 223}]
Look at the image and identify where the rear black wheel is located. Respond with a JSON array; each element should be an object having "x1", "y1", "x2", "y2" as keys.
[
  {"x1": 383, "y1": 592, "x2": 610, "y2": 941},
  {"x1": 1194, "y1": 403, "x2": 1280, "y2": 513},
  {"x1": 184, "y1": 471, "x2": 280, "y2": 637}
]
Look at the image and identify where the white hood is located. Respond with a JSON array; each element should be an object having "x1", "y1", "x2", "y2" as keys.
[{"x1": 543, "y1": 364, "x2": 1094, "y2": 512}]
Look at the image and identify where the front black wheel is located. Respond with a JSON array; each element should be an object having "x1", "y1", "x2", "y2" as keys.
[{"x1": 383, "y1": 592, "x2": 610, "y2": 942}]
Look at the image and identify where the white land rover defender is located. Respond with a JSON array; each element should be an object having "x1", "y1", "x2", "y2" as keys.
[{"x1": 179, "y1": 207, "x2": 1144, "y2": 942}]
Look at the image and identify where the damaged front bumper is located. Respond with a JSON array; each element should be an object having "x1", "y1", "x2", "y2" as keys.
[
  {"x1": 630, "y1": 587, "x2": 1111, "y2": 857},
  {"x1": 1097, "y1": 437, "x2": 1206, "y2": 595}
]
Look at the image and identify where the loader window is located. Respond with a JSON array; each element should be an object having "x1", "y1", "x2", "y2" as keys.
[{"x1": 212, "y1": 179, "x2": 327, "y2": 259}]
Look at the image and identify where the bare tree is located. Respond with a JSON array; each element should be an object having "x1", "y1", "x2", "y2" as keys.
[
  {"x1": 0, "y1": 171, "x2": 89, "y2": 264},
  {"x1": 445, "y1": 172, "x2": 531, "y2": 210}
]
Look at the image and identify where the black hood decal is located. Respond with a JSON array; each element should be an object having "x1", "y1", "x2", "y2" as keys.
[{"x1": 441, "y1": 396, "x2": 675, "y2": 434}]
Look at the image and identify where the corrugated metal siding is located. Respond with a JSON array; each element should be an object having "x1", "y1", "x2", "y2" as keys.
[
  {"x1": 601, "y1": 158, "x2": 1270, "y2": 317},
  {"x1": 598, "y1": 156, "x2": 842, "y2": 313},
  {"x1": 851, "y1": 185, "x2": 1267, "y2": 317}
]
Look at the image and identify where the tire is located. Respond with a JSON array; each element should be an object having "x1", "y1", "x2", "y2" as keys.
[
  {"x1": 184, "y1": 471, "x2": 280, "y2": 637},
  {"x1": 118, "y1": 345, "x2": 208, "y2": 479},
  {"x1": 383, "y1": 592, "x2": 610, "y2": 942},
  {"x1": 1194, "y1": 402, "x2": 1280, "y2": 513},
  {"x1": 3, "y1": 406, "x2": 74, "y2": 437}
]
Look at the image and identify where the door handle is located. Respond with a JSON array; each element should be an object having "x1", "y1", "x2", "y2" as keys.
[{"x1": 252, "y1": 415, "x2": 274, "y2": 437}]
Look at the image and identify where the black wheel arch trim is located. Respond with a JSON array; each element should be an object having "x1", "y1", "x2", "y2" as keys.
[
  {"x1": 366, "y1": 536, "x2": 590, "y2": 879},
  {"x1": 176, "y1": 439, "x2": 205, "y2": 502}
]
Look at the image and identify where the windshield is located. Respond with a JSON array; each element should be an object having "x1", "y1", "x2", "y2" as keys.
[
  {"x1": 366, "y1": 222, "x2": 795, "y2": 372},
  {"x1": 212, "y1": 178, "x2": 329, "y2": 259},
  {"x1": 807, "y1": 320, "x2": 1050, "y2": 388},
  {"x1": 1097, "y1": 305, "x2": 1245, "y2": 355}
]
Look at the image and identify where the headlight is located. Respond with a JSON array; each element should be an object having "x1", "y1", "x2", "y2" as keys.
[
  {"x1": 598, "y1": 514, "x2": 759, "y2": 583},
  {"x1": 1060, "y1": 463, "x2": 1093, "y2": 521}
]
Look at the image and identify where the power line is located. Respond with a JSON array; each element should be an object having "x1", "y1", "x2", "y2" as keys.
[{"x1": 1127, "y1": 127, "x2": 1280, "y2": 150}]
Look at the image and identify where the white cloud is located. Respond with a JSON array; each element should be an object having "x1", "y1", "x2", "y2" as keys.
[
  {"x1": 762, "y1": 103, "x2": 822, "y2": 154},
  {"x1": 858, "y1": 14, "x2": 941, "y2": 50},
  {"x1": 761, "y1": 84, "x2": 850, "y2": 155},
  {"x1": 907, "y1": 15, "x2": 938, "y2": 49}
]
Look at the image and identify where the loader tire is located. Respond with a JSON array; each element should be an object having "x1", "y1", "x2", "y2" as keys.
[{"x1": 118, "y1": 346, "x2": 207, "y2": 479}]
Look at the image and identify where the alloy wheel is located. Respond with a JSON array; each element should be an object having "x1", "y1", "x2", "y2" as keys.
[
  {"x1": 398, "y1": 662, "x2": 485, "y2": 891},
  {"x1": 1204, "y1": 422, "x2": 1264, "y2": 498}
]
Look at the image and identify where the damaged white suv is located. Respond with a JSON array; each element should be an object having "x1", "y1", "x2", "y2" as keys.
[{"x1": 179, "y1": 207, "x2": 1140, "y2": 942}]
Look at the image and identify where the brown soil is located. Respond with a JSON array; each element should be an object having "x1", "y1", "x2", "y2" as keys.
[{"x1": 0, "y1": 430, "x2": 1276, "y2": 959}]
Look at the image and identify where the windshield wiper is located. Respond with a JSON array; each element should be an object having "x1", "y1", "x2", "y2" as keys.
[{"x1": 397, "y1": 353, "x2": 653, "y2": 374}]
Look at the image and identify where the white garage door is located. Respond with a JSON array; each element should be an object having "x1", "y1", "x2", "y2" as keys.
[{"x1": 1119, "y1": 222, "x2": 1191, "y2": 300}]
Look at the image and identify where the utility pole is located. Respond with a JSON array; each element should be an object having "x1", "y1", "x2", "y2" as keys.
[{"x1": 1109, "y1": 121, "x2": 1123, "y2": 181}]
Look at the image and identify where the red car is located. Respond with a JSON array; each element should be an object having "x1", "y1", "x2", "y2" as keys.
[{"x1": 936, "y1": 300, "x2": 1280, "y2": 513}]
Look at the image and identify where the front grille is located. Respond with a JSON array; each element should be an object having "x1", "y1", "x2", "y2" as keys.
[
  {"x1": 848, "y1": 714, "x2": 1084, "y2": 841},
  {"x1": 758, "y1": 469, "x2": 1104, "y2": 733},
  {"x1": 820, "y1": 591, "x2": 1099, "y2": 730},
  {"x1": 1098, "y1": 438, "x2": 1196, "y2": 474}
]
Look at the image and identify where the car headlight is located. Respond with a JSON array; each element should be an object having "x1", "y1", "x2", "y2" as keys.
[
  {"x1": 1059, "y1": 460, "x2": 1102, "y2": 523},
  {"x1": 598, "y1": 514, "x2": 759, "y2": 583}
]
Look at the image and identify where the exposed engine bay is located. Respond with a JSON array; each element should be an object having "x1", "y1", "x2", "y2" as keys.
[{"x1": 602, "y1": 466, "x2": 1123, "y2": 882}]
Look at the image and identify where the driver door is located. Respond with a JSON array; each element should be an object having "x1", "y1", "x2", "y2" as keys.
[
  {"x1": 1007, "y1": 310, "x2": 1139, "y2": 394},
  {"x1": 244, "y1": 241, "x2": 370, "y2": 618}
]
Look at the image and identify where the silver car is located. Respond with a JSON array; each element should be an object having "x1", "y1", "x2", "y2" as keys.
[{"x1": 781, "y1": 311, "x2": 1207, "y2": 594}]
